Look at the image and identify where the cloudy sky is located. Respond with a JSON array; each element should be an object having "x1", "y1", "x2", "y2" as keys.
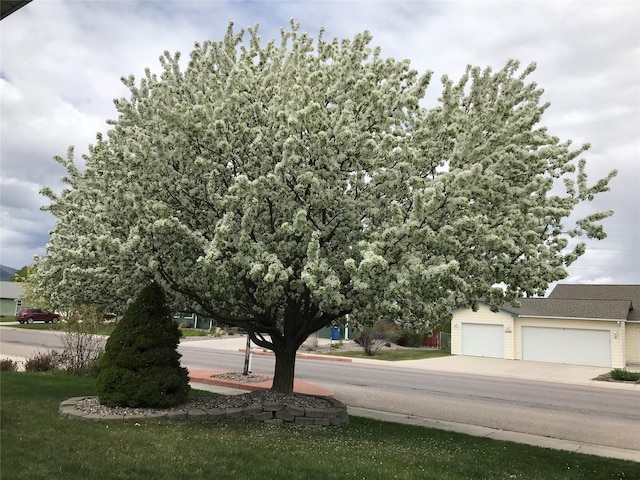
[{"x1": 1, "y1": 0, "x2": 638, "y2": 290}]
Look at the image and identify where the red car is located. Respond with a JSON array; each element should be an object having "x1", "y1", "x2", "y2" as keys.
[{"x1": 16, "y1": 308, "x2": 60, "y2": 324}]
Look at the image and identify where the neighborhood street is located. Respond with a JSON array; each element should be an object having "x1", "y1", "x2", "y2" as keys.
[
  {"x1": 2, "y1": 327, "x2": 639, "y2": 457},
  {"x1": 178, "y1": 340, "x2": 640, "y2": 454}
]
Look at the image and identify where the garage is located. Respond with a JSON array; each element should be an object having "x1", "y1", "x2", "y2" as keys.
[
  {"x1": 461, "y1": 323, "x2": 504, "y2": 358},
  {"x1": 521, "y1": 326, "x2": 611, "y2": 367}
]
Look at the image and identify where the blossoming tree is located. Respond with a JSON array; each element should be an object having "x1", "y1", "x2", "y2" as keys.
[{"x1": 37, "y1": 22, "x2": 616, "y2": 393}]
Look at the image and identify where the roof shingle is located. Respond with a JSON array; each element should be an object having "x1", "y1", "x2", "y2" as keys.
[
  {"x1": 547, "y1": 284, "x2": 640, "y2": 322},
  {"x1": 0, "y1": 281, "x2": 25, "y2": 300},
  {"x1": 502, "y1": 298, "x2": 632, "y2": 321}
]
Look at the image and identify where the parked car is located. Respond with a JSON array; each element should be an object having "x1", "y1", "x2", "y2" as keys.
[{"x1": 15, "y1": 308, "x2": 60, "y2": 324}]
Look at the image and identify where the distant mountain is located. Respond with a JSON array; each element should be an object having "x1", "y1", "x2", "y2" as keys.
[{"x1": 0, "y1": 265, "x2": 18, "y2": 281}]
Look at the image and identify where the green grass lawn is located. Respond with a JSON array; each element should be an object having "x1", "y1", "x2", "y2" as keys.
[
  {"x1": 179, "y1": 328, "x2": 213, "y2": 337},
  {"x1": 1, "y1": 322, "x2": 64, "y2": 331},
  {"x1": 326, "y1": 348, "x2": 450, "y2": 361},
  {"x1": 1, "y1": 372, "x2": 636, "y2": 480},
  {"x1": 4, "y1": 322, "x2": 214, "y2": 338}
]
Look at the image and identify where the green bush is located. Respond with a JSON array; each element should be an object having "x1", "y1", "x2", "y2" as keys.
[
  {"x1": 61, "y1": 318, "x2": 103, "y2": 376},
  {"x1": 95, "y1": 282, "x2": 190, "y2": 407},
  {"x1": 610, "y1": 368, "x2": 640, "y2": 382},
  {"x1": 395, "y1": 330, "x2": 423, "y2": 348},
  {"x1": 355, "y1": 322, "x2": 401, "y2": 356},
  {"x1": 375, "y1": 321, "x2": 402, "y2": 342},
  {"x1": 0, "y1": 358, "x2": 19, "y2": 371},
  {"x1": 24, "y1": 350, "x2": 65, "y2": 373}
]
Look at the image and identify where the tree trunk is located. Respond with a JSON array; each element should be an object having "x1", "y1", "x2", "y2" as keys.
[{"x1": 271, "y1": 345, "x2": 297, "y2": 394}]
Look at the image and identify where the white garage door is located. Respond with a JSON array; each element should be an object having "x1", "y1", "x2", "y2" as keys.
[
  {"x1": 462, "y1": 323, "x2": 504, "y2": 358},
  {"x1": 521, "y1": 326, "x2": 611, "y2": 367}
]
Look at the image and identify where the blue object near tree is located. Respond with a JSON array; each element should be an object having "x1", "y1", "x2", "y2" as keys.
[{"x1": 331, "y1": 326, "x2": 341, "y2": 340}]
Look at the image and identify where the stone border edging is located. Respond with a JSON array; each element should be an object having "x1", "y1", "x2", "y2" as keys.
[{"x1": 59, "y1": 396, "x2": 349, "y2": 427}]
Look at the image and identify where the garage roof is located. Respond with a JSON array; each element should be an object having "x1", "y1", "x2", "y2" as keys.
[
  {"x1": 548, "y1": 284, "x2": 640, "y2": 322},
  {"x1": 0, "y1": 281, "x2": 26, "y2": 300},
  {"x1": 501, "y1": 298, "x2": 632, "y2": 321},
  {"x1": 1, "y1": 0, "x2": 32, "y2": 20}
]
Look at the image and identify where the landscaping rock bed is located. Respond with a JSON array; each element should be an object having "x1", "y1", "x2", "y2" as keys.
[
  {"x1": 211, "y1": 372, "x2": 271, "y2": 383},
  {"x1": 60, "y1": 390, "x2": 349, "y2": 426}
]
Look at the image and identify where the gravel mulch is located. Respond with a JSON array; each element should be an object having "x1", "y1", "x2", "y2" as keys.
[
  {"x1": 211, "y1": 372, "x2": 271, "y2": 383},
  {"x1": 74, "y1": 387, "x2": 332, "y2": 418}
]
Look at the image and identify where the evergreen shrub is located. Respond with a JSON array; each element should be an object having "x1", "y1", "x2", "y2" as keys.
[{"x1": 96, "y1": 282, "x2": 190, "y2": 407}]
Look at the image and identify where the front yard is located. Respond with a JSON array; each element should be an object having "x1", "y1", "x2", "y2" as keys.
[{"x1": 1, "y1": 372, "x2": 637, "y2": 480}]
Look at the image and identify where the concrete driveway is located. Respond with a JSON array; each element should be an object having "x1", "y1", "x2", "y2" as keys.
[{"x1": 376, "y1": 355, "x2": 638, "y2": 389}]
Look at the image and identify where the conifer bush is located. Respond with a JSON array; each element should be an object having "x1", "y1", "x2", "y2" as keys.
[{"x1": 96, "y1": 282, "x2": 190, "y2": 407}]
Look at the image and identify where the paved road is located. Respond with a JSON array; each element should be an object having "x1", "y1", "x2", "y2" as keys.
[
  {"x1": 0, "y1": 326, "x2": 71, "y2": 357},
  {"x1": 176, "y1": 342, "x2": 640, "y2": 451},
  {"x1": 2, "y1": 327, "x2": 639, "y2": 453}
]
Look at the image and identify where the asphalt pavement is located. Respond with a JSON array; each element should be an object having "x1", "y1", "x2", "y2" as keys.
[{"x1": 179, "y1": 335, "x2": 639, "y2": 390}]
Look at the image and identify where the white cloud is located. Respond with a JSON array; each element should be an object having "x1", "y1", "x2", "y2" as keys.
[{"x1": 565, "y1": 275, "x2": 616, "y2": 285}]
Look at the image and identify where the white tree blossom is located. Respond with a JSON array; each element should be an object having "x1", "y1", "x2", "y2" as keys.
[{"x1": 36, "y1": 22, "x2": 615, "y2": 393}]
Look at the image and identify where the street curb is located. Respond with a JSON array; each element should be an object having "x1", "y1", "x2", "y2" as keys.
[{"x1": 241, "y1": 348, "x2": 353, "y2": 363}]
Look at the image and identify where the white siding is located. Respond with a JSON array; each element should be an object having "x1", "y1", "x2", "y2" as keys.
[
  {"x1": 625, "y1": 323, "x2": 639, "y2": 364},
  {"x1": 451, "y1": 305, "x2": 514, "y2": 358}
]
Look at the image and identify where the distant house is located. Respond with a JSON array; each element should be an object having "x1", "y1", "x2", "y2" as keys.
[
  {"x1": 173, "y1": 312, "x2": 214, "y2": 330},
  {"x1": 0, "y1": 281, "x2": 26, "y2": 317},
  {"x1": 451, "y1": 284, "x2": 640, "y2": 369}
]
